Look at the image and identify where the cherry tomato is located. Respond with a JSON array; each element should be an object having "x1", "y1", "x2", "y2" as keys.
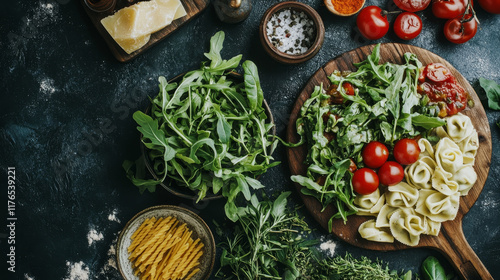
[
  {"x1": 444, "y1": 13, "x2": 478, "y2": 44},
  {"x1": 352, "y1": 168, "x2": 379, "y2": 195},
  {"x1": 393, "y1": 0, "x2": 431, "y2": 12},
  {"x1": 393, "y1": 138, "x2": 421, "y2": 165},
  {"x1": 378, "y1": 161, "x2": 404, "y2": 186},
  {"x1": 356, "y1": 6, "x2": 389, "y2": 40},
  {"x1": 425, "y1": 63, "x2": 452, "y2": 82},
  {"x1": 343, "y1": 82, "x2": 355, "y2": 96},
  {"x1": 362, "y1": 141, "x2": 389, "y2": 168},
  {"x1": 393, "y1": 12, "x2": 422, "y2": 40},
  {"x1": 478, "y1": 0, "x2": 500, "y2": 14},
  {"x1": 432, "y1": 0, "x2": 468, "y2": 19}
]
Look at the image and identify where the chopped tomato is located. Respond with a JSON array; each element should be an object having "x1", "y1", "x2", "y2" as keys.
[{"x1": 417, "y1": 63, "x2": 469, "y2": 117}]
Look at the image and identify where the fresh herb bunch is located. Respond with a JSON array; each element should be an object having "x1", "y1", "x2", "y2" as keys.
[
  {"x1": 124, "y1": 31, "x2": 279, "y2": 221},
  {"x1": 216, "y1": 192, "x2": 316, "y2": 279},
  {"x1": 291, "y1": 44, "x2": 445, "y2": 226},
  {"x1": 216, "y1": 193, "x2": 413, "y2": 280}
]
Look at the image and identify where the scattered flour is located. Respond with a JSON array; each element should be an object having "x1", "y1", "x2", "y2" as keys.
[
  {"x1": 100, "y1": 238, "x2": 118, "y2": 275},
  {"x1": 319, "y1": 239, "x2": 337, "y2": 257},
  {"x1": 87, "y1": 228, "x2": 104, "y2": 246},
  {"x1": 64, "y1": 261, "x2": 90, "y2": 280},
  {"x1": 39, "y1": 77, "x2": 56, "y2": 96},
  {"x1": 108, "y1": 209, "x2": 120, "y2": 223}
]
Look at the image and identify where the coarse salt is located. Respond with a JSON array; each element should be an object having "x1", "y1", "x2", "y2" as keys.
[{"x1": 266, "y1": 8, "x2": 316, "y2": 55}]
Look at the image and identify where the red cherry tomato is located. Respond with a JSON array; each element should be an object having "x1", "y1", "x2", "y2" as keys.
[
  {"x1": 444, "y1": 13, "x2": 478, "y2": 44},
  {"x1": 393, "y1": 0, "x2": 431, "y2": 12},
  {"x1": 356, "y1": 6, "x2": 390, "y2": 40},
  {"x1": 393, "y1": 138, "x2": 421, "y2": 165},
  {"x1": 478, "y1": 0, "x2": 500, "y2": 14},
  {"x1": 393, "y1": 12, "x2": 422, "y2": 40},
  {"x1": 352, "y1": 168, "x2": 379, "y2": 195},
  {"x1": 342, "y1": 82, "x2": 355, "y2": 96},
  {"x1": 362, "y1": 141, "x2": 389, "y2": 169},
  {"x1": 425, "y1": 63, "x2": 452, "y2": 82},
  {"x1": 378, "y1": 161, "x2": 404, "y2": 186},
  {"x1": 432, "y1": 0, "x2": 468, "y2": 19}
]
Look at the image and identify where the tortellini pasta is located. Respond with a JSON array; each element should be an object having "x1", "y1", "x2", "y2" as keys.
[
  {"x1": 415, "y1": 189, "x2": 460, "y2": 222},
  {"x1": 386, "y1": 182, "x2": 419, "y2": 208},
  {"x1": 389, "y1": 208, "x2": 427, "y2": 246},
  {"x1": 435, "y1": 113, "x2": 474, "y2": 143},
  {"x1": 434, "y1": 138, "x2": 463, "y2": 174},
  {"x1": 358, "y1": 219, "x2": 394, "y2": 243},
  {"x1": 357, "y1": 114, "x2": 479, "y2": 246},
  {"x1": 405, "y1": 156, "x2": 436, "y2": 189},
  {"x1": 354, "y1": 189, "x2": 383, "y2": 217}
]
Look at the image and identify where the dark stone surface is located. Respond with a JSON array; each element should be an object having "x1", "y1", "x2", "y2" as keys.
[{"x1": 1, "y1": 0, "x2": 499, "y2": 279}]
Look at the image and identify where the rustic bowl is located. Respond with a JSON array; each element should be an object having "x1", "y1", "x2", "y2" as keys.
[
  {"x1": 141, "y1": 72, "x2": 276, "y2": 201},
  {"x1": 323, "y1": 0, "x2": 365, "y2": 16},
  {"x1": 259, "y1": 1, "x2": 325, "y2": 64},
  {"x1": 116, "y1": 205, "x2": 216, "y2": 280}
]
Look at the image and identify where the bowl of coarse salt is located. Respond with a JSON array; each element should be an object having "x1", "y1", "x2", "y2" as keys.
[{"x1": 259, "y1": 1, "x2": 325, "y2": 64}]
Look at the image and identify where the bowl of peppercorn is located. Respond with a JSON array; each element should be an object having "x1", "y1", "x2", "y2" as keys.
[{"x1": 259, "y1": 1, "x2": 325, "y2": 64}]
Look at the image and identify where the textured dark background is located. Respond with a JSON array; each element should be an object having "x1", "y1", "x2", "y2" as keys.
[{"x1": 1, "y1": 0, "x2": 499, "y2": 279}]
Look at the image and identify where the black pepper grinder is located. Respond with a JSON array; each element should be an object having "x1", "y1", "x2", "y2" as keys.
[{"x1": 213, "y1": 0, "x2": 252, "y2": 23}]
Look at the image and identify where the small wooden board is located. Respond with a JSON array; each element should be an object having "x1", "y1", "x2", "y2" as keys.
[
  {"x1": 80, "y1": 0, "x2": 210, "y2": 62},
  {"x1": 286, "y1": 43, "x2": 493, "y2": 279}
]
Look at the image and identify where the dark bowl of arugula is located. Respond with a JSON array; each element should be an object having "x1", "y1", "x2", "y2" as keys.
[
  {"x1": 124, "y1": 32, "x2": 279, "y2": 221},
  {"x1": 140, "y1": 74, "x2": 276, "y2": 202}
]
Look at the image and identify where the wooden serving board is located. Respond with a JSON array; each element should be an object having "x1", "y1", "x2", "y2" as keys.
[
  {"x1": 286, "y1": 43, "x2": 493, "y2": 280},
  {"x1": 80, "y1": 0, "x2": 210, "y2": 62}
]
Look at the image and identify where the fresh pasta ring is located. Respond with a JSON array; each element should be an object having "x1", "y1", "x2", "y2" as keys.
[{"x1": 116, "y1": 205, "x2": 215, "y2": 280}]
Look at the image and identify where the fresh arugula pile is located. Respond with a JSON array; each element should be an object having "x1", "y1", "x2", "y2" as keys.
[
  {"x1": 216, "y1": 192, "x2": 413, "y2": 280},
  {"x1": 291, "y1": 44, "x2": 445, "y2": 226},
  {"x1": 124, "y1": 31, "x2": 278, "y2": 221}
]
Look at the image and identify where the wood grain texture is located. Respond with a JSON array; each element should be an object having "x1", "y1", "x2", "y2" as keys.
[
  {"x1": 80, "y1": 0, "x2": 210, "y2": 62},
  {"x1": 286, "y1": 43, "x2": 492, "y2": 280}
]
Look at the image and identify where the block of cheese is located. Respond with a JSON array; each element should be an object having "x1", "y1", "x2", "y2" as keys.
[{"x1": 101, "y1": 0, "x2": 186, "y2": 54}]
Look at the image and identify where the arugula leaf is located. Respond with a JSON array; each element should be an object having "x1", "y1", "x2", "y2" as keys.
[
  {"x1": 479, "y1": 77, "x2": 500, "y2": 110},
  {"x1": 242, "y1": 60, "x2": 264, "y2": 111},
  {"x1": 204, "y1": 31, "x2": 224, "y2": 68}
]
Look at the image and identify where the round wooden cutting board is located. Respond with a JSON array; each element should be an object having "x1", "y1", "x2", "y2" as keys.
[{"x1": 286, "y1": 43, "x2": 492, "y2": 279}]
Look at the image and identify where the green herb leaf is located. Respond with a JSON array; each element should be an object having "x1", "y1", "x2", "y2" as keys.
[
  {"x1": 479, "y1": 77, "x2": 500, "y2": 110},
  {"x1": 242, "y1": 60, "x2": 263, "y2": 111},
  {"x1": 421, "y1": 256, "x2": 447, "y2": 280}
]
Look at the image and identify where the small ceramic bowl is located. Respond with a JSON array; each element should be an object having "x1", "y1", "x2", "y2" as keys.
[
  {"x1": 141, "y1": 72, "x2": 276, "y2": 201},
  {"x1": 117, "y1": 205, "x2": 216, "y2": 280},
  {"x1": 324, "y1": 0, "x2": 365, "y2": 16},
  {"x1": 259, "y1": 1, "x2": 325, "y2": 64}
]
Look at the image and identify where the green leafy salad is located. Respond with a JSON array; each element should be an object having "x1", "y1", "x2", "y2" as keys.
[
  {"x1": 291, "y1": 44, "x2": 445, "y2": 226},
  {"x1": 124, "y1": 31, "x2": 279, "y2": 221}
]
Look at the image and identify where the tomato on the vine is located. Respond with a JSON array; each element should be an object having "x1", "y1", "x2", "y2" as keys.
[
  {"x1": 424, "y1": 63, "x2": 452, "y2": 82},
  {"x1": 393, "y1": 138, "x2": 421, "y2": 165},
  {"x1": 393, "y1": 0, "x2": 431, "y2": 12},
  {"x1": 432, "y1": 0, "x2": 468, "y2": 19},
  {"x1": 444, "y1": 13, "x2": 478, "y2": 44},
  {"x1": 394, "y1": 12, "x2": 423, "y2": 40},
  {"x1": 356, "y1": 6, "x2": 389, "y2": 40},
  {"x1": 378, "y1": 161, "x2": 404, "y2": 186},
  {"x1": 362, "y1": 141, "x2": 389, "y2": 168},
  {"x1": 352, "y1": 168, "x2": 379, "y2": 195},
  {"x1": 478, "y1": 0, "x2": 500, "y2": 14}
]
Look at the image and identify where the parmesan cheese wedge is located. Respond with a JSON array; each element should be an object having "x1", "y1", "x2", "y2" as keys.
[{"x1": 101, "y1": 0, "x2": 186, "y2": 54}]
